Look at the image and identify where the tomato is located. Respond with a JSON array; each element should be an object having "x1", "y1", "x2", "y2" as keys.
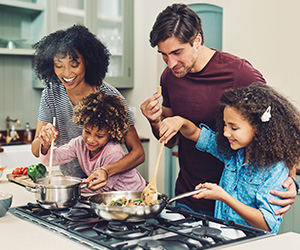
[
  {"x1": 12, "y1": 167, "x2": 28, "y2": 176},
  {"x1": 12, "y1": 168, "x2": 19, "y2": 174}
]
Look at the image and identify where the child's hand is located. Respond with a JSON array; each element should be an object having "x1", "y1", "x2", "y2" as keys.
[
  {"x1": 192, "y1": 183, "x2": 226, "y2": 201},
  {"x1": 159, "y1": 116, "x2": 184, "y2": 143}
]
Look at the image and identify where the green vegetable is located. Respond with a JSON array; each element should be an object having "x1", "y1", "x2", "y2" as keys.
[{"x1": 27, "y1": 163, "x2": 47, "y2": 181}]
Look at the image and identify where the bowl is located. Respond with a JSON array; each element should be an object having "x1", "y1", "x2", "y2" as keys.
[{"x1": 0, "y1": 192, "x2": 13, "y2": 217}]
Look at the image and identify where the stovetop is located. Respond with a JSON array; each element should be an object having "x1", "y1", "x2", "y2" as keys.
[{"x1": 9, "y1": 203, "x2": 273, "y2": 250}]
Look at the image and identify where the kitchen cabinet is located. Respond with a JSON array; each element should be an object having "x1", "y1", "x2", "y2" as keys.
[
  {"x1": 278, "y1": 175, "x2": 300, "y2": 234},
  {"x1": 0, "y1": 0, "x2": 134, "y2": 131},
  {"x1": 122, "y1": 139, "x2": 149, "y2": 181},
  {"x1": 0, "y1": 0, "x2": 133, "y2": 89},
  {"x1": 32, "y1": 0, "x2": 134, "y2": 89}
]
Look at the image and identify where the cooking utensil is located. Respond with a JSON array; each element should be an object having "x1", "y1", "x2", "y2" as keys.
[
  {"x1": 88, "y1": 188, "x2": 207, "y2": 222},
  {"x1": 25, "y1": 176, "x2": 87, "y2": 210},
  {"x1": 141, "y1": 142, "x2": 164, "y2": 205},
  {"x1": 48, "y1": 117, "x2": 56, "y2": 184}
]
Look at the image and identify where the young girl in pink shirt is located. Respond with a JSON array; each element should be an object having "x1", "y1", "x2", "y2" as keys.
[{"x1": 39, "y1": 90, "x2": 146, "y2": 192}]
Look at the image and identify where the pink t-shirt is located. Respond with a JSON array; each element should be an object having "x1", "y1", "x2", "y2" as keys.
[{"x1": 40, "y1": 136, "x2": 146, "y2": 192}]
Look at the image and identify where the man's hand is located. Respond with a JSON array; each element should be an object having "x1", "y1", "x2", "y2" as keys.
[
  {"x1": 140, "y1": 92, "x2": 162, "y2": 124},
  {"x1": 269, "y1": 176, "x2": 297, "y2": 216}
]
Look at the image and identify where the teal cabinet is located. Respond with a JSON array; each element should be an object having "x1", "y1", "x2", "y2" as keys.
[
  {"x1": 0, "y1": 0, "x2": 134, "y2": 130},
  {"x1": 278, "y1": 175, "x2": 300, "y2": 234},
  {"x1": 32, "y1": 0, "x2": 134, "y2": 89},
  {"x1": 0, "y1": 0, "x2": 134, "y2": 90},
  {"x1": 122, "y1": 139, "x2": 149, "y2": 181}
]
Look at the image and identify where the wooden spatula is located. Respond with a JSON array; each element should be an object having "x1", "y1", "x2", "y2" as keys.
[{"x1": 141, "y1": 141, "x2": 165, "y2": 205}]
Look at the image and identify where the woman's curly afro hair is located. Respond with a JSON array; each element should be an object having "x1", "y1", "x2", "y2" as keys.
[
  {"x1": 215, "y1": 82, "x2": 300, "y2": 170},
  {"x1": 72, "y1": 90, "x2": 129, "y2": 144},
  {"x1": 33, "y1": 25, "x2": 110, "y2": 86}
]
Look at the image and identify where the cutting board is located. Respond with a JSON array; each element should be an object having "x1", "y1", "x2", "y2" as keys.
[{"x1": 6, "y1": 174, "x2": 36, "y2": 188}]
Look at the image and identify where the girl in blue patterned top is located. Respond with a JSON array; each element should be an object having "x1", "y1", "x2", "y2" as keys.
[{"x1": 159, "y1": 83, "x2": 300, "y2": 233}]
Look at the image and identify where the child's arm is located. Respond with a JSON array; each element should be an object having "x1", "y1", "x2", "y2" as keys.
[
  {"x1": 193, "y1": 183, "x2": 271, "y2": 231},
  {"x1": 159, "y1": 116, "x2": 201, "y2": 143}
]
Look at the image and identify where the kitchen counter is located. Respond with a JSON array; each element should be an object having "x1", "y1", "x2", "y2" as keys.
[
  {"x1": 1, "y1": 168, "x2": 300, "y2": 250},
  {"x1": 0, "y1": 168, "x2": 89, "y2": 250}
]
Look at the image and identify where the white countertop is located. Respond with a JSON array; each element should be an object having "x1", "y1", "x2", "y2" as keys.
[
  {"x1": 1, "y1": 168, "x2": 300, "y2": 250},
  {"x1": 0, "y1": 169, "x2": 89, "y2": 250}
]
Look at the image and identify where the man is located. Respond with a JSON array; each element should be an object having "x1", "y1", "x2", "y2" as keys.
[{"x1": 141, "y1": 3, "x2": 297, "y2": 215}]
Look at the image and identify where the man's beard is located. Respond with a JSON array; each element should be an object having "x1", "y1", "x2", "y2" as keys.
[{"x1": 171, "y1": 62, "x2": 195, "y2": 78}]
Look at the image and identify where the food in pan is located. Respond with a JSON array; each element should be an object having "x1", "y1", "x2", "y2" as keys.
[{"x1": 104, "y1": 196, "x2": 148, "y2": 207}]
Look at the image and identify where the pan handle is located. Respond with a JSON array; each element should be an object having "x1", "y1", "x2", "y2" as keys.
[{"x1": 167, "y1": 188, "x2": 207, "y2": 204}]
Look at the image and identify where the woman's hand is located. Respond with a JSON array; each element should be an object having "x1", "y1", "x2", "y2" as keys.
[
  {"x1": 38, "y1": 123, "x2": 58, "y2": 155},
  {"x1": 159, "y1": 116, "x2": 184, "y2": 143},
  {"x1": 269, "y1": 176, "x2": 297, "y2": 216},
  {"x1": 192, "y1": 183, "x2": 227, "y2": 201},
  {"x1": 84, "y1": 168, "x2": 108, "y2": 191}
]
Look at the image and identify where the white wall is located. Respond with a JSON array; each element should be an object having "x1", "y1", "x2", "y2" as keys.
[{"x1": 123, "y1": 0, "x2": 300, "y2": 193}]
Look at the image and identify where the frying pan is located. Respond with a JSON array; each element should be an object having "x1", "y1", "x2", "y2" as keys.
[{"x1": 88, "y1": 189, "x2": 206, "y2": 222}]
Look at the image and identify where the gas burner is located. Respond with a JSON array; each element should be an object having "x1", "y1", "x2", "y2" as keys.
[
  {"x1": 52, "y1": 207, "x2": 98, "y2": 222},
  {"x1": 103, "y1": 221, "x2": 150, "y2": 240},
  {"x1": 51, "y1": 208, "x2": 71, "y2": 214},
  {"x1": 137, "y1": 239, "x2": 165, "y2": 250},
  {"x1": 107, "y1": 221, "x2": 141, "y2": 232},
  {"x1": 192, "y1": 227, "x2": 222, "y2": 237},
  {"x1": 10, "y1": 204, "x2": 272, "y2": 250}
]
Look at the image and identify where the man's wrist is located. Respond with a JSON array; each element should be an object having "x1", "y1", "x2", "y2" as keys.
[
  {"x1": 150, "y1": 120, "x2": 160, "y2": 126},
  {"x1": 292, "y1": 177, "x2": 299, "y2": 193}
]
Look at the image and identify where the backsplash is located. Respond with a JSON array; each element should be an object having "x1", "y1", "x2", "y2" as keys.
[{"x1": 0, "y1": 56, "x2": 42, "y2": 131}]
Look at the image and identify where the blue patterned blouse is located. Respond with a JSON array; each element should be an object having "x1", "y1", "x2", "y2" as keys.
[{"x1": 196, "y1": 124, "x2": 288, "y2": 233}]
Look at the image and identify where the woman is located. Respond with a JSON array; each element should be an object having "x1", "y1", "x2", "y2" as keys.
[{"x1": 31, "y1": 25, "x2": 144, "y2": 191}]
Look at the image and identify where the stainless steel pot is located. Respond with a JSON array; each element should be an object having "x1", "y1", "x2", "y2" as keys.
[
  {"x1": 26, "y1": 176, "x2": 87, "y2": 210},
  {"x1": 88, "y1": 189, "x2": 206, "y2": 222}
]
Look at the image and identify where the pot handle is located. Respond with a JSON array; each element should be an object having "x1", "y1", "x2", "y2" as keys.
[
  {"x1": 167, "y1": 188, "x2": 207, "y2": 204},
  {"x1": 25, "y1": 186, "x2": 39, "y2": 193},
  {"x1": 80, "y1": 183, "x2": 88, "y2": 189}
]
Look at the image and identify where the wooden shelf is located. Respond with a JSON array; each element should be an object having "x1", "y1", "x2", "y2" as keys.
[
  {"x1": 0, "y1": 48, "x2": 35, "y2": 56},
  {"x1": 57, "y1": 6, "x2": 84, "y2": 17},
  {"x1": 0, "y1": 0, "x2": 44, "y2": 15},
  {"x1": 97, "y1": 14, "x2": 122, "y2": 23}
]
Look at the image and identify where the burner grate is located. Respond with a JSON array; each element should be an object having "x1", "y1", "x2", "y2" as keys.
[{"x1": 10, "y1": 203, "x2": 273, "y2": 250}]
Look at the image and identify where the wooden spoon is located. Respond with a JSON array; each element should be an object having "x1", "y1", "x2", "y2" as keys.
[
  {"x1": 48, "y1": 117, "x2": 56, "y2": 184},
  {"x1": 141, "y1": 141, "x2": 165, "y2": 205}
]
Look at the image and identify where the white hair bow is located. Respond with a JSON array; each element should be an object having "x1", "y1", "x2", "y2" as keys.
[{"x1": 261, "y1": 106, "x2": 271, "y2": 122}]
